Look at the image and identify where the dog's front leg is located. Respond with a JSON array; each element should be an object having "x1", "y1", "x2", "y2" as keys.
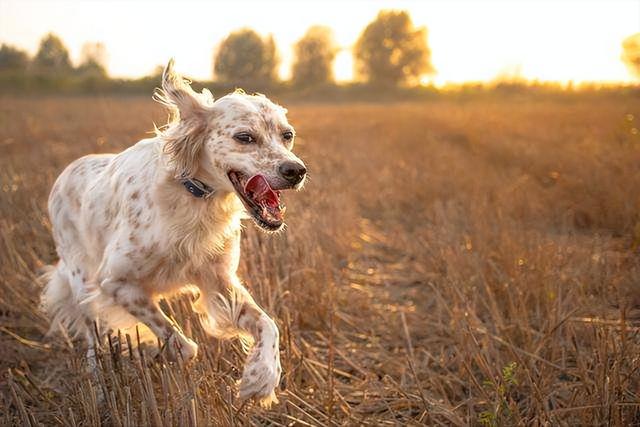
[
  {"x1": 199, "y1": 278, "x2": 282, "y2": 406},
  {"x1": 234, "y1": 291, "x2": 282, "y2": 407},
  {"x1": 197, "y1": 232, "x2": 281, "y2": 406},
  {"x1": 101, "y1": 278, "x2": 198, "y2": 362}
]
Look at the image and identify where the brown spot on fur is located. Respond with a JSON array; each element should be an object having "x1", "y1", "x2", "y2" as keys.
[
  {"x1": 135, "y1": 297, "x2": 149, "y2": 307},
  {"x1": 131, "y1": 191, "x2": 139, "y2": 200}
]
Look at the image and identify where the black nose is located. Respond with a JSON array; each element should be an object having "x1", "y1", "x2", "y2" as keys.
[{"x1": 278, "y1": 161, "x2": 306, "y2": 185}]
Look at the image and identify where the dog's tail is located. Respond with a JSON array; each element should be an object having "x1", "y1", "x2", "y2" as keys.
[{"x1": 39, "y1": 262, "x2": 86, "y2": 338}]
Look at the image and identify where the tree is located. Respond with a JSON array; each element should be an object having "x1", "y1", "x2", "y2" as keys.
[
  {"x1": 213, "y1": 29, "x2": 279, "y2": 85},
  {"x1": 291, "y1": 26, "x2": 337, "y2": 86},
  {"x1": 354, "y1": 10, "x2": 434, "y2": 86},
  {"x1": 33, "y1": 33, "x2": 72, "y2": 74},
  {"x1": 77, "y1": 41, "x2": 108, "y2": 77},
  {"x1": 622, "y1": 33, "x2": 640, "y2": 79},
  {"x1": 0, "y1": 44, "x2": 29, "y2": 71}
]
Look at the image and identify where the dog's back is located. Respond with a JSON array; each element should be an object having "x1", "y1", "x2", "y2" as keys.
[{"x1": 42, "y1": 141, "x2": 164, "y2": 337}]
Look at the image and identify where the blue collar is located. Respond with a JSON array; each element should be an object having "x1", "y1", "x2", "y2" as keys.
[{"x1": 181, "y1": 177, "x2": 215, "y2": 199}]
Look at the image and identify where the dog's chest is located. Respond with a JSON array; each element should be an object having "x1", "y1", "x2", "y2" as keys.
[{"x1": 139, "y1": 220, "x2": 238, "y2": 289}]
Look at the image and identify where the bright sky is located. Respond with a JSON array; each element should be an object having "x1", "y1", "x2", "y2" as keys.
[{"x1": 0, "y1": 0, "x2": 638, "y2": 85}]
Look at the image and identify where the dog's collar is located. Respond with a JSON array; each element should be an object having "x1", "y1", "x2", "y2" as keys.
[{"x1": 181, "y1": 177, "x2": 215, "y2": 199}]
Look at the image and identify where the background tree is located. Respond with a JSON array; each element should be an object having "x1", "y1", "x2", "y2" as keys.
[
  {"x1": 354, "y1": 10, "x2": 434, "y2": 86},
  {"x1": 622, "y1": 33, "x2": 640, "y2": 79},
  {"x1": 291, "y1": 26, "x2": 337, "y2": 86},
  {"x1": 76, "y1": 41, "x2": 108, "y2": 77},
  {"x1": 213, "y1": 29, "x2": 279, "y2": 85},
  {"x1": 0, "y1": 44, "x2": 29, "y2": 71},
  {"x1": 33, "y1": 33, "x2": 72, "y2": 74}
]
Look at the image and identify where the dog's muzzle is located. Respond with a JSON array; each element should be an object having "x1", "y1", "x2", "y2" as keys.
[{"x1": 278, "y1": 161, "x2": 306, "y2": 186}]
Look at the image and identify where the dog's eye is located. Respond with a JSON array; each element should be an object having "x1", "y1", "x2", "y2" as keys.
[
  {"x1": 234, "y1": 132, "x2": 255, "y2": 144},
  {"x1": 282, "y1": 131, "x2": 294, "y2": 141}
]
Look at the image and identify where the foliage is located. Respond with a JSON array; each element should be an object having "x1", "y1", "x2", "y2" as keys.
[
  {"x1": 76, "y1": 42, "x2": 108, "y2": 77},
  {"x1": 291, "y1": 26, "x2": 337, "y2": 87},
  {"x1": 0, "y1": 44, "x2": 29, "y2": 71},
  {"x1": 213, "y1": 29, "x2": 279, "y2": 87},
  {"x1": 478, "y1": 362, "x2": 519, "y2": 426},
  {"x1": 33, "y1": 33, "x2": 72, "y2": 74},
  {"x1": 354, "y1": 10, "x2": 434, "y2": 86},
  {"x1": 622, "y1": 33, "x2": 640, "y2": 79}
]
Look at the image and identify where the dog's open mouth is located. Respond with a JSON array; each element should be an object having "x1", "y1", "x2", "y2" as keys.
[{"x1": 228, "y1": 171, "x2": 285, "y2": 231}]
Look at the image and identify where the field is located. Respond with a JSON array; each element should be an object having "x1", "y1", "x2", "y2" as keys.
[{"x1": 1, "y1": 94, "x2": 640, "y2": 425}]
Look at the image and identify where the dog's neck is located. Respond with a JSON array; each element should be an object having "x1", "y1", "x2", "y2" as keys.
[
  {"x1": 156, "y1": 174, "x2": 244, "y2": 261},
  {"x1": 180, "y1": 176, "x2": 215, "y2": 199}
]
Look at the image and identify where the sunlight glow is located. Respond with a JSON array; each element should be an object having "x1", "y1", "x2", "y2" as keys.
[{"x1": 0, "y1": 0, "x2": 638, "y2": 85}]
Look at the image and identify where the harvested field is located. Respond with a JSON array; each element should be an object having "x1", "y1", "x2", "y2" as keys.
[{"x1": 1, "y1": 95, "x2": 640, "y2": 425}]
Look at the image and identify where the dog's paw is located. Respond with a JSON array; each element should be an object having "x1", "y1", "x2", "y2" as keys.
[
  {"x1": 165, "y1": 334, "x2": 198, "y2": 363},
  {"x1": 238, "y1": 355, "x2": 281, "y2": 407}
]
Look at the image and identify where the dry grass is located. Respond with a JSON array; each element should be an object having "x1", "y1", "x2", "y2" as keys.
[{"x1": 1, "y1": 95, "x2": 640, "y2": 425}]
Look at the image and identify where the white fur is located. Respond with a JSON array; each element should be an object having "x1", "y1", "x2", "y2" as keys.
[{"x1": 40, "y1": 60, "x2": 305, "y2": 407}]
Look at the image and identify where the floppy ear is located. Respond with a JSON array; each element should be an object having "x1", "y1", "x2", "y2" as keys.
[
  {"x1": 154, "y1": 58, "x2": 214, "y2": 120},
  {"x1": 154, "y1": 59, "x2": 215, "y2": 178}
]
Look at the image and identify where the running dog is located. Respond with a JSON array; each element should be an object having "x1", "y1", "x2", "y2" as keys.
[{"x1": 40, "y1": 60, "x2": 306, "y2": 406}]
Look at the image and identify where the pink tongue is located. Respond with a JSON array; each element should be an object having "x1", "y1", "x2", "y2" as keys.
[{"x1": 244, "y1": 175, "x2": 279, "y2": 208}]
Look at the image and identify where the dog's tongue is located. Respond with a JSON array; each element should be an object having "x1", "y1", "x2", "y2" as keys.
[{"x1": 244, "y1": 175, "x2": 279, "y2": 208}]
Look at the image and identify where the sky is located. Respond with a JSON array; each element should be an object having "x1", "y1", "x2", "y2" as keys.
[{"x1": 0, "y1": 0, "x2": 639, "y2": 85}]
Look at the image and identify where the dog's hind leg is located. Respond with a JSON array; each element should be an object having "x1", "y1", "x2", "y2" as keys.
[
  {"x1": 99, "y1": 278, "x2": 198, "y2": 362},
  {"x1": 40, "y1": 261, "x2": 91, "y2": 339},
  {"x1": 41, "y1": 261, "x2": 107, "y2": 367}
]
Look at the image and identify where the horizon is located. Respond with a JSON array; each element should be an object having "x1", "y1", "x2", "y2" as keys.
[{"x1": 0, "y1": 0, "x2": 639, "y2": 86}]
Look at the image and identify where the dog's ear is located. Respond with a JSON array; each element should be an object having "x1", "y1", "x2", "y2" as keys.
[
  {"x1": 154, "y1": 59, "x2": 214, "y2": 120},
  {"x1": 155, "y1": 59, "x2": 215, "y2": 178}
]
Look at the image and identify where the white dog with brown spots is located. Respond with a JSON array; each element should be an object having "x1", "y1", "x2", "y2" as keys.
[{"x1": 39, "y1": 60, "x2": 306, "y2": 407}]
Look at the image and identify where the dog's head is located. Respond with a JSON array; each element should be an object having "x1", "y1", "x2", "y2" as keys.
[{"x1": 155, "y1": 60, "x2": 306, "y2": 232}]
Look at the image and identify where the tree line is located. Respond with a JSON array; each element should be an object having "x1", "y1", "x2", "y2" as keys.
[
  {"x1": 0, "y1": 36, "x2": 107, "y2": 79},
  {"x1": 1, "y1": 10, "x2": 638, "y2": 95},
  {"x1": 0, "y1": 11, "x2": 433, "y2": 91}
]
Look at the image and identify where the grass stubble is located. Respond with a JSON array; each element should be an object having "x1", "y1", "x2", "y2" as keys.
[{"x1": 0, "y1": 95, "x2": 639, "y2": 425}]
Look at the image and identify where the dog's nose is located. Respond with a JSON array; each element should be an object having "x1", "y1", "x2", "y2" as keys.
[{"x1": 278, "y1": 161, "x2": 306, "y2": 185}]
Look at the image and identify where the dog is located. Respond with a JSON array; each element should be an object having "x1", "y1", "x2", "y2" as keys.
[{"x1": 39, "y1": 59, "x2": 306, "y2": 406}]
